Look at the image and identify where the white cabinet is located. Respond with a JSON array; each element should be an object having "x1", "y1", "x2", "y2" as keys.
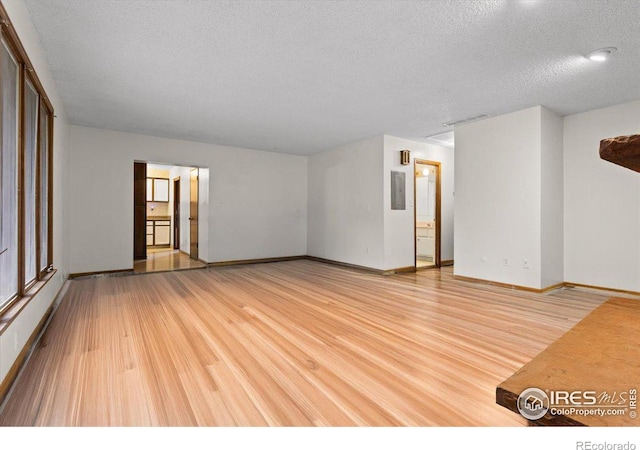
[
  {"x1": 417, "y1": 236, "x2": 435, "y2": 259},
  {"x1": 147, "y1": 178, "x2": 169, "y2": 202},
  {"x1": 417, "y1": 227, "x2": 435, "y2": 238},
  {"x1": 146, "y1": 179, "x2": 153, "y2": 202},
  {"x1": 146, "y1": 220, "x2": 154, "y2": 245},
  {"x1": 147, "y1": 218, "x2": 171, "y2": 247},
  {"x1": 154, "y1": 221, "x2": 170, "y2": 246}
]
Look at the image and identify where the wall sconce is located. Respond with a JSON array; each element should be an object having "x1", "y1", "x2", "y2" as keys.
[{"x1": 400, "y1": 150, "x2": 410, "y2": 165}]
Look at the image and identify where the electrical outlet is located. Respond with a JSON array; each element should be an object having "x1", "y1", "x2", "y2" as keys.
[
  {"x1": 503, "y1": 258, "x2": 509, "y2": 267},
  {"x1": 523, "y1": 259, "x2": 530, "y2": 270},
  {"x1": 366, "y1": 247, "x2": 370, "y2": 254}
]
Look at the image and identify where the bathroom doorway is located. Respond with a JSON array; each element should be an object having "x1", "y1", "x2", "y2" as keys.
[{"x1": 414, "y1": 160, "x2": 441, "y2": 269}]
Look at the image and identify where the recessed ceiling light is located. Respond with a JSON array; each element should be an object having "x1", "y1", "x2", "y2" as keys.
[{"x1": 586, "y1": 47, "x2": 617, "y2": 62}]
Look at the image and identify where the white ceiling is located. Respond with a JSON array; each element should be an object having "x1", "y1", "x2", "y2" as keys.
[{"x1": 24, "y1": 0, "x2": 640, "y2": 155}]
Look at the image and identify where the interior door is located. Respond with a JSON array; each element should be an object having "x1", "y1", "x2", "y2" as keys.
[
  {"x1": 189, "y1": 168, "x2": 199, "y2": 260},
  {"x1": 173, "y1": 177, "x2": 180, "y2": 249},
  {"x1": 133, "y1": 162, "x2": 147, "y2": 260}
]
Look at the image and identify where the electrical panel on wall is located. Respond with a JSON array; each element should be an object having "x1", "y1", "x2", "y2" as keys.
[{"x1": 391, "y1": 171, "x2": 406, "y2": 210}]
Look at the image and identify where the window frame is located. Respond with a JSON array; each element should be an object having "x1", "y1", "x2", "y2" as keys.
[
  {"x1": 23, "y1": 75, "x2": 39, "y2": 290},
  {"x1": 0, "y1": 4, "x2": 54, "y2": 317},
  {"x1": 39, "y1": 98, "x2": 53, "y2": 277}
]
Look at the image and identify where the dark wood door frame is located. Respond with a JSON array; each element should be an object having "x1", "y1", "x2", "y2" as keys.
[
  {"x1": 414, "y1": 159, "x2": 441, "y2": 269},
  {"x1": 173, "y1": 177, "x2": 180, "y2": 250},
  {"x1": 189, "y1": 168, "x2": 199, "y2": 260},
  {"x1": 133, "y1": 162, "x2": 147, "y2": 260}
]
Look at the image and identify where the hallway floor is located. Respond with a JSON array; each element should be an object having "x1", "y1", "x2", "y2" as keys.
[
  {"x1": 133, "y1": 248, "x2": 206, "y2": 274},
  {"x1": 416, "y1": 258, "x2": 436, "y2": 269}
]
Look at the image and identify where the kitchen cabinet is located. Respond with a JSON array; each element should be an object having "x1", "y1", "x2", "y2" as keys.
[
  {"x1": 417, "y1": 236, "x2": 435, "y2": 259},
  {"x1": 416, "y1": 222, "x2": 435, "y2": 261},
  {"x1": 147, "y1": 218, "x2": 171, "y2": 246},
  {"x1": 146, "y1": 177, "x2": 169, "y2": 202}
]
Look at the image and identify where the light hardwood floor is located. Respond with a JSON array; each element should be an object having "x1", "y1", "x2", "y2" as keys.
[
  {"x1": 133, "y1": 248, "x2": 206, "y2": 274},
  {"x1": 416, "y1": 259, "x2": 436, "y2": 269},
  {"x1": 0, "y1": 261, "x2": 621, "y2": 426}
]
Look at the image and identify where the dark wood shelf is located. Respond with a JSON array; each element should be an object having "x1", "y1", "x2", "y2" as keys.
[{"x1": 600, "y1": 134, "x2": 640, "y2": 173}]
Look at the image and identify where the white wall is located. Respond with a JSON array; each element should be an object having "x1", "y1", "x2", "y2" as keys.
[
  {"x1": 307, "y1": 134, "x2": 454, "y2": 272},
  {"x1": 0, "y1": 0, "x2": 70, "y2": 387},
  {"x1": 541, "y1": 107, "x2": 564, "y2": 288},
  {"x1": 454, "y1": 107, "x2": 543, "y2": 289},
  {"x1": 307, "y1": 136, "x2": 385, "y2": 269},
  {"x1": 564, "y1": 99, "x2": 640, "y2": 292},
  {"x1": 69, "y1": 126, "x2": 307, "y2": 273},
  {"x1": 198, "y1": 167, "x2": 209, "y2": 262},
  {"x1": 383, "y1": 135, "x2": 454, "y2": 270}
]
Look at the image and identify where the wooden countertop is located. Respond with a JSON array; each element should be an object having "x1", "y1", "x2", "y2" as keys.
[
  {"x1": 496, "y1": 297, "x2": 640, "y2": 426},
  {"x1": 416, "y1": 222, "x2": 435, "y2": 229},
  {"x1": 147, "y1": 216, "x2": 170, "y2": 221}
]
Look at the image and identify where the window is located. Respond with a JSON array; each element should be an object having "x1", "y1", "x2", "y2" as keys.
[
  {"x1": 25, "y1": 80, "x2": 39, "y2": 285},
  {"x1": 0, "y1": 8, "x2": 54, "y2": 315},
  {"x1": 0, "y1": 39, "x2": 19, "y2": 307},
  {"x1": 39, "y1": 105, "x2": 51, "y2": 273}
]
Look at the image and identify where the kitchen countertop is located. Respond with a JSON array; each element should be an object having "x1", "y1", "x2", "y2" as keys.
[
  {"x1": 147, "y1": 216, "x2": 171, "y2": 221},
  {"x1": 416, "y1": 221, "x2": 435, "y2": 228}
]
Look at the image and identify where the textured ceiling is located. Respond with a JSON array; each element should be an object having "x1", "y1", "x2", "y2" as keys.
[{"x1": 24, "y1": 0, "x2": 640, "y2": 155}]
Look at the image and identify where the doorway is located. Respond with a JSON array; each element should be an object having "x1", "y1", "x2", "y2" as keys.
[
  {"x1": 414, "y1": 160, "x2": 441, "y2": 269},
  {"x1": 132, "y1": 162, "x2": 207, "y2": 273}
]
